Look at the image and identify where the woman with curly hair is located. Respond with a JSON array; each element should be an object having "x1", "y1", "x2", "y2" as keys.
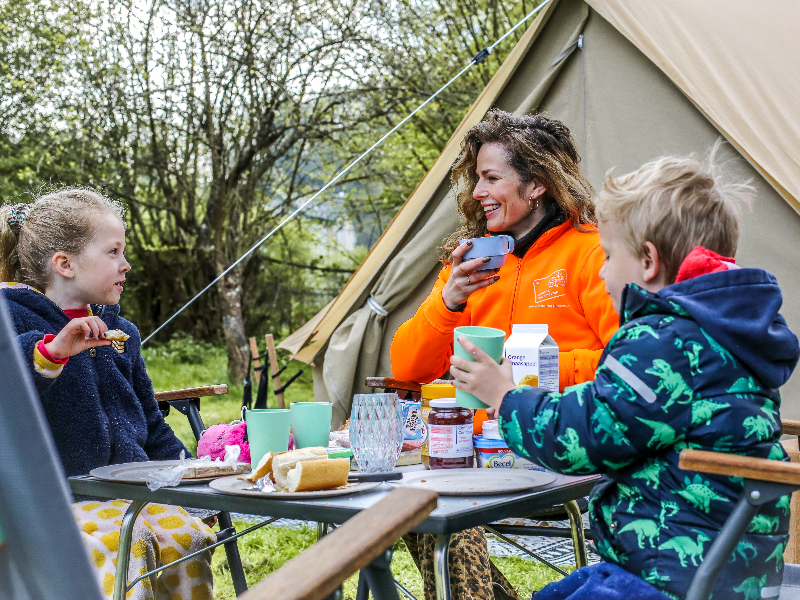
[{"x1": 391, "y1": 110, "x2": 618, "y2": 600}]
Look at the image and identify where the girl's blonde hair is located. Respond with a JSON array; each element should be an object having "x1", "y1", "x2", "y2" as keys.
[
  {"x1": 0, "y1": 187, "x2": 125, "y2": 290},
  {"x1": 443, "y1": 110, "x2": 595, "y2": 262},
  {"x1": 594, "y1": 144, "x2": 753, "y2": 283}
]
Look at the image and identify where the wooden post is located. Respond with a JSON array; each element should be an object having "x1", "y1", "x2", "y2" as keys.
[
  {"x1": 265, "y1": 334, "x2": 284, "y2": 408},
  {"x1": 249, "y1": 336, "x2": 261, "y2": 374}
]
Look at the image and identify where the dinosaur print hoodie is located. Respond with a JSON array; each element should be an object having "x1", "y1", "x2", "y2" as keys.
[{"x1": 499, "y1": 266, "x2": 799, "y2": 600}]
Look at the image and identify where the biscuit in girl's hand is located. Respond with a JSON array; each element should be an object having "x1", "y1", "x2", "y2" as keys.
[{"x1": 104, "y1": 329, "x2": 130, "y2": 341}]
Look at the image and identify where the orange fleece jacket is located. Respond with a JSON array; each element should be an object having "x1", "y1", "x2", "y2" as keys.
[{"x1": 390, "y1": 222, "x2": 619, "y2": 391}]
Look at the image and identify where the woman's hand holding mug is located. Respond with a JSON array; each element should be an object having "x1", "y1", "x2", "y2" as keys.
[{"x1": 441, "y1": 241, "x2": 500, "y2": 311}]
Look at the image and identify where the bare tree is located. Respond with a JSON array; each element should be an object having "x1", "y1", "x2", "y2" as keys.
[{"x1": 79, "y1": 0, "x2": 386, "y2": 380}]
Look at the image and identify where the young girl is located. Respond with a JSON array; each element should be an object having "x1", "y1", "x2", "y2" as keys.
[{"x1": 0, "y1": 189, "x2": 215, "y2": 600}]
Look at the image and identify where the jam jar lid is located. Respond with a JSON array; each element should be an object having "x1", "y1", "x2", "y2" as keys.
[
  {"x1": 421, "y1": 384, "x2": 456, "y2": 399},
  {"x1": 429, "y1": 398, "x2": 458, "y2": 408}
]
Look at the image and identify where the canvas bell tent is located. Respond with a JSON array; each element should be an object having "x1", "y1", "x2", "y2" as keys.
[{"x1": 279, "y1": 0, "x2": 800, "y2": 427}]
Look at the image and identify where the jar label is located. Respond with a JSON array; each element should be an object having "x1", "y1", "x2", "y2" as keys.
[{"x1": 429, "y1": 424, "x2": 473, "y2": 458}]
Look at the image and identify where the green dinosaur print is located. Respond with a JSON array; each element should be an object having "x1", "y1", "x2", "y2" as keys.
[
  {"x1": 618, "y1": 518, "x2": 660, "y2": 548},
  {"x1": 659, "y1": 501, "x2": 679, "y2": 527},
  {"x1": 673, "y1": 474, "x2": 729, "y2": 513},
  {"x1": 777, "y1": 495, "x2": 791, "y2": 516},
  {"x1": 605, "y1": 371, "x2": 638, "y2": 403},
  {"x1": 711, "y1": 435, "x2": 737, "y2": 452},
  {"x1": 499, "y1": 410, "x2": 529, "y2": 457},
  {"x1": 600, "y1": 503, "x2": 615, "y2": 528},
  {"x1": 659, "y1": 316, "x2": 675, "y2": 326},
  {"x1": 591, "y1": 399, "x2": 630, "y2": 446},
  {"x1": 673, "y1": 440, "x2": 703, "y2": 453},
  {"x1": 700, "y1": 328, "x2": 736, "y2": 367},
  {"x1": 645, "y1": 359, "x2": 693, "y2": 411},
  {"x1": 727, "y1": 376, "x2": 760, "y2": 394},
  {"x1": 668, "y1": 301, "x2": 690, "y2": 317},
  {"x1": 528, "y1": 408, "x2": 555, "y2": 449},
  {"x1": 616, "y1": 482, "x2": 643, "y2": 513},
  {"x1": 617, "y1": 354, "x2": 638, "y2": 367},
  {"x1": 743, "y1": 415, "x2": 774, "y2": 441},
  {"x1": 636, "y1": 417, "x2": 677, "y2": 449},
  {"x1": 624, "y1": 323, "x2": 660, "y2": 340},
  {"x1": 554, "y1": 428, "x2": 595, "y2": 473},
  {"x1": 734, "y1": 575, "x2": 767, "y2": 600},
  {"x1": 683, "y1": 341, "x2": 704, "y2": 376},
  {"x1": 768, "y1": 444, "x2": 787, "y2": 461},
  {"x1": 690, "y1": 398, "x2": 729, "y2": 426},
  {"x1": 767, "y1": 540, "x2": 786, "y2": 571},
  {"x1": 760, "y1": 402, "x2": 779, "y2": 425},
  {"x1": 572, "y1": 381, "x2": 594, "y2": 407},
  {"x1": 595, "y1": 538, "x2": 627, "y2": 564},
  {"x1": 641, "y1": 567, "x2": 671, "y2": 586},
  {"x1": 748, "y1": 514, "x2": 780, "y2": 534},
  {"x1": 603, "y1": 458, "x2": 631, "y2": 470},
  {"x1": 658, "y1": 530, "x2": 710, "y2": 567},
  {"x1": 631, "y1": 458, "x2": 666, "y2": 489},
  {"x1": 736, "y1": 540, "x2": 757, "y2": 566}
]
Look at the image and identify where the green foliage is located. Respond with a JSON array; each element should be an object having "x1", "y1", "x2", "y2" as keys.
[
  {"x1": 211, "y1": 526, "x2": 571, "y2": 599},
  {"x1": 142, "y1": 335, "x2": 219, "y2": 365},
  {"x1": 0, "y1": 0, "x2": 545, "y2": 378}
]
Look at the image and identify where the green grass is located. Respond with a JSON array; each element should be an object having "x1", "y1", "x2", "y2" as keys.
[
  {"x1": 211, "y1": 524, "x2": 571, "y2": 600},
  {"x1": 142, "y1": 343, "x2": 572, "y2": 599}
]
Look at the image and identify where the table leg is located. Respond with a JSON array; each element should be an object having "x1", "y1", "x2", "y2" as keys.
[
  {"x1": 434, "y1": 534, "x2": 452, "y2": 600},
  {"x1": 113, "y1": 500, "x2": 146, "y2": 600},
  {"x1": 563, "y1": 500, "x2": 587, "y2": 568}
]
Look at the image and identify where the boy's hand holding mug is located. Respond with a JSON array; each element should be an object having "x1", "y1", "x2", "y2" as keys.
[
  {"x1": 450, "y1": 335, "x2": 516, "y2": 414},
  {"x1": 45, "y1": 316, "x2": 112, "y2": 360}
]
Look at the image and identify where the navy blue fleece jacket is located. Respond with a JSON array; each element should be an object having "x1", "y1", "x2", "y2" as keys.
[{"x1": 1, "y1": 285, "x2": 187, "y2": 477}]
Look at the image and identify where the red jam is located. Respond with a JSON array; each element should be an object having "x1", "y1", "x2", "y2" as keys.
[{"x1": 428, "y1": 399, "x2": 474, "y2": 469}]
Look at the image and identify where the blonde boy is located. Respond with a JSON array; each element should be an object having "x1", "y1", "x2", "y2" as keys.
[{"x1": 451, "y1": 151, "x2": 799, "y2": 599}]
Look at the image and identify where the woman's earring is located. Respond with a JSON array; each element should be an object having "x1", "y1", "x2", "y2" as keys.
[{"x1": 528, "y1": 196, "x2": 540, "y2": 211}]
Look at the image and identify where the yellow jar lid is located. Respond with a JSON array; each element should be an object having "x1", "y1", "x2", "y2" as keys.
[{"x1": 421, "y1": 383, "x2": 456, "y2": 399}]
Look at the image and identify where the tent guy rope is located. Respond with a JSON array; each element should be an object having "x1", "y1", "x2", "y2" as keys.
[{"x1": 141, "y1": 0, "x2": 551, "y2": 346}]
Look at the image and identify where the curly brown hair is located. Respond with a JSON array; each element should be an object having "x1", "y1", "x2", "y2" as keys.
[{"x1": 442, "y1": 110, "x2": 595, "y2": 262}]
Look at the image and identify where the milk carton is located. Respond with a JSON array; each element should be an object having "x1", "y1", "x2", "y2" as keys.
[{"x1": 503, "y1": 324, "x2": 559, "y2": 391}]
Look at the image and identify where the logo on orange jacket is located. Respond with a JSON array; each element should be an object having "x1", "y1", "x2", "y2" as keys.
[{"x1": 534, "y1": 269, "x2": 566, "y2": 303}]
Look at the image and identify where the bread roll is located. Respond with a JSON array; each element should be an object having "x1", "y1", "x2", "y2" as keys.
[
  {"x1": 272, "y1": 447, "x2": 329, "y2": 490},
  {"x1": 184, "y1": 461, "x2": 250, "y2": 479},
  {"x1": 246, "y1": 451, "x2": 277, "y2": 482},
  {"x1": 285, "y1": 458, "x2": 350, "y2": 492}
]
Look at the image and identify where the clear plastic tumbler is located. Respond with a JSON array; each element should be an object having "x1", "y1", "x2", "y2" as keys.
[{"x1": 349, "y1": 393, "x2": 404, "y2": 473}]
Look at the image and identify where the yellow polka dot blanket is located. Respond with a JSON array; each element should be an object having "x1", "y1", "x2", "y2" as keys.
[{"x1": 72, "y1": 500, "x2": 215, "y2": 600}]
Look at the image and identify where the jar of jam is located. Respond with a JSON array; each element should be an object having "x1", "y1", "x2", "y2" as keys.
[
  {"x1": 420, "y1": 383, "x2": 456, "y2": 469},
  {"x1": 428, "y1": 398, "x2": 474, "y2": 469}
]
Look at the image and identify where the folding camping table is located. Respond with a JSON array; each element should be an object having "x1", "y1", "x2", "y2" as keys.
[{"x1": 69, "y1": 471, "x2": 598, "y2": 600}]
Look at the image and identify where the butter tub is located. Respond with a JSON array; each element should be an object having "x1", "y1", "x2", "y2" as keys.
[{"x1": 473, "y1": 435, "x2": 545, "y2": 471}]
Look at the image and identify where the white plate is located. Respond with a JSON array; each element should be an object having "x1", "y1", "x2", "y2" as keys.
[
  {"x1": 208, "y1": 475, "x2": 382, "y2": 498},
  {"x1": 89, "y1": 460, "x2": 248, "y2": 485},
  {"x1": 388, "y1": 468, "x2": 557, "y2": 495}
]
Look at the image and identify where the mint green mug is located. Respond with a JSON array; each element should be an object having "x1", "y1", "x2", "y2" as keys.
[
  {"x1": 290, "y1": 402, "x2": 333, "y2": 449},
  {"x1": 244, "y1": 409, "x2": 291, "y2": 468},
  {"x1": 453, "y1": 325, "x2": 506, "y2": 409}
]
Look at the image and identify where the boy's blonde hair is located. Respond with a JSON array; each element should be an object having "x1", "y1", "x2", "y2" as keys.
[
  {"x1": 0, "y1": 187, "x2": 125, "y2": 290},
  {"x1": 595, "y1": 146, "x2": 753, "y2": 283}
]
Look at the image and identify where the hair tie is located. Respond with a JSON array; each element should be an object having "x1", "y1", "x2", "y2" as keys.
[{"x1": 6, "y1": 203, "x2": 32, "y2": 230}]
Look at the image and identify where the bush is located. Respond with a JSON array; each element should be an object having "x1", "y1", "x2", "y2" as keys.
[{"x1": 142, "y1": 334, "x2": 220, "y2": 365}]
